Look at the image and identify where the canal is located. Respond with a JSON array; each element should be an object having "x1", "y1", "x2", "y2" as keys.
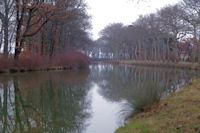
[{"x1": 0, "y1": 64, "x2": 198, "y2": 133}]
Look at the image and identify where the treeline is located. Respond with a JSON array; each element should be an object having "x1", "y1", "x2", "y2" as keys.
[
  {"x1": 0, "y1": 0, "x2": 92, "y2": 71},
  {"x1": 0, "y1": 0, "x2": 92, "y2": 58},
  {"x1": 97, "y1": 0, "x2": 200, "y2": 63}
]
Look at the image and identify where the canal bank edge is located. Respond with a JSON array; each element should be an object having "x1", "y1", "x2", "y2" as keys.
[
  {"x1": 115, "y1": 78, "x2": 200, "y2": 133},
  {"x1": 111, "y1": 60, "x2": 200, "y2": 70}
]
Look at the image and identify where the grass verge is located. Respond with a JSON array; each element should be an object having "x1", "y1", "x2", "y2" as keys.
[
  {"x1": 115, "y1": 79, "x2": 200, "y2": 133},
  {"x1": 112, "y1": 60, "x2": 200, "y2": 70}
]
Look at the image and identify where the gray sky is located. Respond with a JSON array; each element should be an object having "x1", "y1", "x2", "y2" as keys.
[{"x1": 86, "y1": 0, "x2": 181, "y2": 40}]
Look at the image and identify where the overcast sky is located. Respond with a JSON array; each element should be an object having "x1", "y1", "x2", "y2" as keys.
[{"x1": 86, "y1": 0, "x2": 181, "y2": 40}]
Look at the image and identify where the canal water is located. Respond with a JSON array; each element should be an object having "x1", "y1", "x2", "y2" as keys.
[{"x1": 0, "y1": 64, "x2": 198, "y2": 133}]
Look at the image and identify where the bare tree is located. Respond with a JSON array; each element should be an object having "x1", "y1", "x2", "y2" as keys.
[
  {"x1": 14, "y1": 0, "x2": 72, "y2": 59},
  {"x1": 179, "y1": 0, "x2": 200, "y2": 62},
  {"x1": 0, "y1": 0, "x2": 14, "y2": 54}
]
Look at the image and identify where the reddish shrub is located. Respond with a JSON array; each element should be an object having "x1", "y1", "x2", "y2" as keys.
[
  {"x1": 0, "y1": 51, "x2": 90, "y2": 72},
  {"x1": 54, "y1": 51, "x2": 90, "y2": 68},
  {"x1": 0, "y1": 54, "x2": 13, "y2": 71},
  {"x1": 13, "y1": 52, "x2": 50, "y2": 70}
]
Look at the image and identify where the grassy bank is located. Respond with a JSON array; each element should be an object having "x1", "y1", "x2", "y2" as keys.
[
  {"x1": 112, "y1": 60, "x2": 200, "y2": 70},
  {"x1": 116, "y1": 79, "x2": 200, "y2": 133}
]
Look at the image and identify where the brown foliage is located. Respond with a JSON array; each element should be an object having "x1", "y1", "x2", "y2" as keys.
[
  {"x1": 0, "y1": 51, "x2": 90, "y2": 72},
  {"x1": 14, "y1": 0, "x2": 71, "y2": 59},
  {"x1": 141, "y1": 103, "x2": 168, "y2": 113},
  {"x1": 0, "y1": 54, "x2": 12, "y2": 71},
  {"x1": 54, "y1": 51, "x2": 91, "y2": 68}
]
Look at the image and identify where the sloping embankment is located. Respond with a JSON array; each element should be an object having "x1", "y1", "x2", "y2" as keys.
[{"x1": 115, "y1": 78, "x2": 200, "y2": 133}]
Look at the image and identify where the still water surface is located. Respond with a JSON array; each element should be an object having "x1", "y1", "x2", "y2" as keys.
[{"x1": 0, "y1": 64, "x2": 199, "y2": 133}]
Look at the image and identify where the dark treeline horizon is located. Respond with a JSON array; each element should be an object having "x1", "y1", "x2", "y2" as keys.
[
  {"x1": 92, "y1": 0, "x2": 200, "y2": 63},
  {"x1": 0, "y1": 0, "x2": 93, "y2": 59}
]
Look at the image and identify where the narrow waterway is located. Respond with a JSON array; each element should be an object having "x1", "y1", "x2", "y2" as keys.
[{"x1": 0, "y1": 64, "x2": 199, "y2": 133}]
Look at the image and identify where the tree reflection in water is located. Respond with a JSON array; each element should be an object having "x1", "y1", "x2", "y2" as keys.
[
  {"x1": 0, "y1": 65, "x2": 199, "y2": 133},
  {"x1": 0, "y1": 69, "x2": 91, "y2": 133},
  {"x1": 90, "y1": 65, "x2": 199, "y2": 121}
]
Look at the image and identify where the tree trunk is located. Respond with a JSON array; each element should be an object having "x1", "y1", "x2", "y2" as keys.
[
  {"x1": 3, "y1": 19, "x2": 9, "y2": 55},
  {"x1": 14, "y1": 44, "x2": 21, "y2": 60},
  {"x1": 3, "y1": 4, "x2": 9, "y2": 55},
  {"x1": 193, "y1": 25, "x2": 197, "y2": 63}
]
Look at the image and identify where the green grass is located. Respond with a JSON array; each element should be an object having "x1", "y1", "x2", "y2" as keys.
[{"x1": 116, "y1": 79, "x2": 200, "y2": 133}]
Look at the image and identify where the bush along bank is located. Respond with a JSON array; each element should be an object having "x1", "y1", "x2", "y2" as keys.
[
  {"x1": 0, "y1": 51, "x2": 90, "y2": 73},
  {"x1": 115, "y1": 79, "x2": 200, "y2": 133}
]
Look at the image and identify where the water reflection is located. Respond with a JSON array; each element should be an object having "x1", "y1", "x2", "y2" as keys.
[
  {"x1": 90, "y1": 65, "x2": 199, "y2": 121},
  {"x1": 0, "y1": 70, "x2": 91, "y2": 133},
  {"x1": 0, "y1": 65, "x2": 199, "y2": 133}
]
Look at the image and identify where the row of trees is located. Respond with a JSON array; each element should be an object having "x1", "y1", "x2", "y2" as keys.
[
  {"x1": 0, "y1": 0, "x2": 92, "y2": 59},
  {"x1": 96, "y1": 0, "x2": 200, "y2": 63}
]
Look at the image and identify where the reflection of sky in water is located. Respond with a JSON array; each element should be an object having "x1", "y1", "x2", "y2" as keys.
[
  {"x1": 0, "y1": 65, "x2": 199, "y2": 133},
  {"x1": 86, "y1": 83, "x2": 127, "y2": 133}
]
